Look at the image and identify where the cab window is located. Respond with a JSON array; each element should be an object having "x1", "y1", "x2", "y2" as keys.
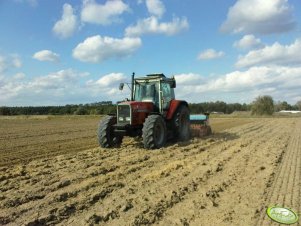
[
  {"x1": 134, "y1": 82, "x2": 159, "y2": 106},
  {"x1": 161, "y1": 83, "x2": 172, "y2": 109}
]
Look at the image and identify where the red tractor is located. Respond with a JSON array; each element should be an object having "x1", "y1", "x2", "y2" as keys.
[{"x1": 97, "y1": 73, "x2": 190, "y2": 149}]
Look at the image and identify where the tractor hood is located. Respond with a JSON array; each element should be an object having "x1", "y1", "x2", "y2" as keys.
[{"x1": 118, "y1": 101, "x2": 154, "y2": 113}]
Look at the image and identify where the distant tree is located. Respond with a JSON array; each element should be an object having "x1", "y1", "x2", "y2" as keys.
[
  {"x1": 0, "y1": 107, "x2": 11, "y2": 115},
  {"x1": 274, "y1": 101, "x2": 295, "y2": 112},
  {"x1": 60, "y1": 105, "x2": 73, "y2": 114},
  {"x1": 279, "y1": 101, "x2": 290, "y2": 110},
  {"x1": 103, "y1": 105, "x2": 116, "y2": 114},
  {"x1": 48, "y1": 107, "x2": 61, "y2": 115},
  {"x1": 189, "y1": 103, "x2": 204, "y2": 114},
  {"x1": 242, "y1": 103, "x2": 251, "y2": 111},
  {"x1": 284, "y1": 101, "x2": 289, "y2": 109},
  {"x1": 274, "y1": 101, "x2": 281, "y2": 112},
  {"x1": 251, "y1": 95, "x2": 274, "y2": 115},
  {"x1": 188, "y1": 102, "x2": 252, "y2": 114},
  {"x1": 74, "y1": 106, "x2": 88, "y2": 115},
  {"x1": 89, "y1": 109, "x2": 97, "y2": 115}
]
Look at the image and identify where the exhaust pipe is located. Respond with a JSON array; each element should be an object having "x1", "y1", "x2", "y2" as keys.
[{"x1": 131, "y1": 72, "x2": 135, "y2": 101}]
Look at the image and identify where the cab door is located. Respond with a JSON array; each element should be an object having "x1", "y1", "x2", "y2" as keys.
[{"x1": 161, "y1": 82, "x2": 174, "y2": 111}]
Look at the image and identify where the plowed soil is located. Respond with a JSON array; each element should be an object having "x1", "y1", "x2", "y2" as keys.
[{"x1": 0, "y1": 116, "x2": 300, "y2": 226}]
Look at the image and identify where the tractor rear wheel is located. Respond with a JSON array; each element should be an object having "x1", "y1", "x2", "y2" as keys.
[
  {"x1": 97, "y1": 116, "x2": 123, "y2": 148},
  {"x1": 173, "y1": 105, "x2": 190, "y2": 141},
  {"x1": 142, "y1": 115, "x2": 167, "y2": 149}
]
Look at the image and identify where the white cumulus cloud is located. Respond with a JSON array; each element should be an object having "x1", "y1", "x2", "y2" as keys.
[
  {"x1": 0, "y1": 69, "x2": 131, "y2": 105},
  {"x1": 146, "y1": 0, "x2": 165, "y2": 18},
  {"x1": 125, "y1": 16, "x2": 189, "y2": 37},
  {"x1": 95, "y1": 73, "x2": 125, "y2": 87},
  {"x1": 236, "y1": 38, "x2": 301, "y2": 68},
  {"x1": 12, "y1": 56, "x2": 22, "y2": 68},
  {"x1": 86, "y1": 73, "x2": 130, "y2": 97},
  {"x1": 2, "y1": 67, "x2": 301, "y2": 105},
  {"x1": 33, "y1": 50, "x2": 60, "y2": 62},
  {"x1": 174, "y1": 66, "x2": 301, "y2": 104},
  {"x1": 72, "y1": 35, "x2": 142, "y2": 63},
  {"x1": 220, "y1": 0, "x2": 296, "y2": 34},
  {"x1": 0, "y1": 69, "x2": 90, "y2": 106},
  {"x1": 197, "y1": 49, "x2": 225, "y2": 60},
  {"x1": 29, "y1": 69, "x2": 83, "y2": 90},
  {"x1": 0, "y1": 56, "x2": 7, "y2": 73},
  {"x1": 13, "y1": 73, "x2": 26, "y2": 80},
  {"x1": 53, "y1": 4, "x2": 77, "y2": 39},
  {"x1": 233, "y1": 34, "x2": 264, "y2": 50},
  {"x1": 175, "y1": 73, "x2": 205, "y2": 86},
  {"x1": 0, "y1": 55, "x2": 22, "y2": 73},
  {"x1": 81, "y1": 0, "x2": 129, "y2": 25}
]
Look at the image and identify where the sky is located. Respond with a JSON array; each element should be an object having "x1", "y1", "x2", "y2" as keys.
[{"x1": 0, "y1": 0, "x2": 301, "y2": 106}]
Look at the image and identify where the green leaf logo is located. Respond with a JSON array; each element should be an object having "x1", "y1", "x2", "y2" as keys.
[{"x1": 267, "y1": 206, "x2": 299, "y2": 224}]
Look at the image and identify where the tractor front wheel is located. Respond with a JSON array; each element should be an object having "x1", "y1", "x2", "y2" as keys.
[
  {"x1": 97, "y1": 116, "x2": 123, "y2": 148},
  {"x1": 142, "y1": 115, "x2": 167, "y2": 149}
]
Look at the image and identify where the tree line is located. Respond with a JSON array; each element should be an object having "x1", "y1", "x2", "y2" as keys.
[
  {"x1": 189, "y1": 101, "x2": 251, "y2": 114},
  {"x1": 0, "y1": 97, "x2": 300, "y2": 116},
  {"x1": 250, "y1": 96, "x2": 301, "y2": 115},
  {"x1": 0, "y1": 103, "x2": 116, "y2": 116}
]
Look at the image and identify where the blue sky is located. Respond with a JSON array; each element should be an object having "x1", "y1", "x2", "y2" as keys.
[{"x1": 0, "y1": 0, "x2": 301, "y2": 106}]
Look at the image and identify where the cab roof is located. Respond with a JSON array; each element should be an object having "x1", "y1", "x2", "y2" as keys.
[
  {"x1": 135, "y1": 73, "x2": 171, "y2": 81},
  {"x1": 146, "y1": 73, "x2": 165, "y2": 78}
]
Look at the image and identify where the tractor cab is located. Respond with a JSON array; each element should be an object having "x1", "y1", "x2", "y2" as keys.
[{"x1": 133, "y1": 74, "x2": 176, "y2": 113}]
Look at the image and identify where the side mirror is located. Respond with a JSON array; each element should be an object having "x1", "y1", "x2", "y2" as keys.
[{"x1": 119, "y1": 83, "x2": 124, "y2": 90}]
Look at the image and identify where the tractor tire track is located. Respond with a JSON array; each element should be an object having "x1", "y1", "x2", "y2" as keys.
[{"x1": 255, "y1": 119, "x2": 301, "y2": 226}]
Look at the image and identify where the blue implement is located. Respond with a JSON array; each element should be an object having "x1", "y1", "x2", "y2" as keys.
[{"x1": 189, "y1": 114, "x2": 207, "y2": 121}]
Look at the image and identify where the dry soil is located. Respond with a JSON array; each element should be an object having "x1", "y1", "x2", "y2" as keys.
[{"x1": 0, "y1": 116, "x2": 300, "y2": 226}]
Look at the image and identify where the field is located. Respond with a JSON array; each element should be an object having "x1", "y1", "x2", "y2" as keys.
[{"x1": 0, "y1": 116, "x2": 300, "y2": 225}]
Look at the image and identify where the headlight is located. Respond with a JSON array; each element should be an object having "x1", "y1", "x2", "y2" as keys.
[
  {"x1": 125, "y1": 117, "x2": 131, "y2": 121},
  {"x1": 119, "y1": 117, "x2": 124, "y2": 121}
]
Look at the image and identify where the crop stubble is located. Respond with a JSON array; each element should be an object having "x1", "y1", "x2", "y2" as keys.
[{"x1": 0, "y1": 116, "x2": 300, "y2": 225}]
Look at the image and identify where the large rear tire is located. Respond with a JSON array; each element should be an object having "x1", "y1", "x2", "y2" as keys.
[
  {"x1": 142, "y1": 115, "x2": 167, "y2": 149},
  {"x1": 97, "y1": 116, "x2": 123, "y2": 148},
  {"x1": 172, "y1": 105, "x2": 190, "y2": 141}
]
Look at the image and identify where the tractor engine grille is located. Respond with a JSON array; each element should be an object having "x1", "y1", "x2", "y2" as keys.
[{"x1": 117, "y1": 105, "x2": 131, "y2": 124}]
